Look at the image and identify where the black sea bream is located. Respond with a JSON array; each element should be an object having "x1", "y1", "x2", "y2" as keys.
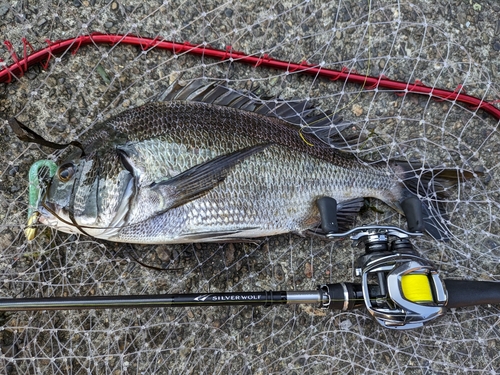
[{"x1": 29, "y1": 81, "x2": 470, "y2": 243}]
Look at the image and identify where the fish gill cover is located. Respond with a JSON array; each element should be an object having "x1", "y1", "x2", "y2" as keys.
[{"x1": 0, "y1": 1, "x2": 499, "y2": 374}]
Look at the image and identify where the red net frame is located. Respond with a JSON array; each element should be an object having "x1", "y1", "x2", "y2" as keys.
[{"x1": 1, "y1": 33, "x2": 499, "y2": 121}]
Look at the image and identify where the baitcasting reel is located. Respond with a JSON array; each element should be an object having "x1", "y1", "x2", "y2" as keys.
[
  {"x1": 317, "y1": 195, "x2": 447, "y2": 329},
  {"x1": 326, "y1": 225, "x2": 447, "y2": 329}
]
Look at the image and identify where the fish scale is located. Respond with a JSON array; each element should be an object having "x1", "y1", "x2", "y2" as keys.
[
  {"x1": 116, "y1": 144, "x2": 397, "y2": 243},
  {"x1": 31, "y1": 82, "x2": 472, "y2": 243}
]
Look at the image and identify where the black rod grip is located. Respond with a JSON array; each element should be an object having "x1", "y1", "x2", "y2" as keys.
[
  {"x1": 445, "y1": 280, "x2": 500, "y2": 308},
  {"x1": 400, "y1": 195, "x2": 424, "y2": 233},
  {"x1": 316, "y1": 197, "x2": 338, "y2": 233}
]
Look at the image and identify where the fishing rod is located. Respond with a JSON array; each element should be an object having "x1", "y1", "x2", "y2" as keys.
[{"x1": 1, "y1": 197, "x2": 500, "y2": 330}]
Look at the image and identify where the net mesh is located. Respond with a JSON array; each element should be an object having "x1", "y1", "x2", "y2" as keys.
[{"x1": 1, "y1": 0, "x2": 500, "y2": 373}]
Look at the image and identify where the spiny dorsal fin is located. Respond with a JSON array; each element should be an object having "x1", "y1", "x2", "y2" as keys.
[{"x1": 158, "y1": 80, "x2": 357, "y2": 149}]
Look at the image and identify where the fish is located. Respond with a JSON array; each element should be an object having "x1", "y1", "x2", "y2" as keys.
[{"x1": 22, "y1": 81, "x2": 474, "y2": 244}]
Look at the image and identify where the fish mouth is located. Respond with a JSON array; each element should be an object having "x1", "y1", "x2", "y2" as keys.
[{"x1": 28, "y1": 201, "x2": 103, "y2": 239}]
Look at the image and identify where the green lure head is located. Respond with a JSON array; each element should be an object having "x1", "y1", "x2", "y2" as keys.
[{"x1": 26, "y1": 160, "x2": 58, "y2": 240}]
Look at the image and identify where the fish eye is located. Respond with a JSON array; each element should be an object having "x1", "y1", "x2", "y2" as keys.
[{"x1": 57, "y1": 163, "x2": 75, "y2": 182}]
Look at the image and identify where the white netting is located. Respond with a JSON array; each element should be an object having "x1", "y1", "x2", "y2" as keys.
[{"x1": 1, "y1": 0, "x2": 500, "y2": 373}]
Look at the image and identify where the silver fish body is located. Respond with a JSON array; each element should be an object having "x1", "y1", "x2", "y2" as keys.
[{"x1": 34, "y1": 82, "x2": 464, "y2": 243}]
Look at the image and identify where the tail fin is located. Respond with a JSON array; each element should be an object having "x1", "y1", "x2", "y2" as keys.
[{"x1": 390, "y1": 161, "x2": 479, "y2": 240}]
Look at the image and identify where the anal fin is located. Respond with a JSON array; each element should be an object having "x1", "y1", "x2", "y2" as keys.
[
  {"x1": 313, "y1": 197, "x2": 365, "y2": 236},
  {"x1": 336, "y1": 198, "x2": 365, "y2": 232}
]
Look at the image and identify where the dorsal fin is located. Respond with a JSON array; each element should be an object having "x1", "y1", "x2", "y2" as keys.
[{"x1": 158, "y1": 80, "x2": 357, "y2": 149}]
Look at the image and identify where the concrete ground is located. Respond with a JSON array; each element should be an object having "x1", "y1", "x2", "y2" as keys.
[{"x1": 1, "y1": 0, "x2": 499, "y2": 373}]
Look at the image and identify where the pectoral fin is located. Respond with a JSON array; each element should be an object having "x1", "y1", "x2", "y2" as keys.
[{"x1": 150, "y1": 143, "x2": 270, "y2": 212}]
